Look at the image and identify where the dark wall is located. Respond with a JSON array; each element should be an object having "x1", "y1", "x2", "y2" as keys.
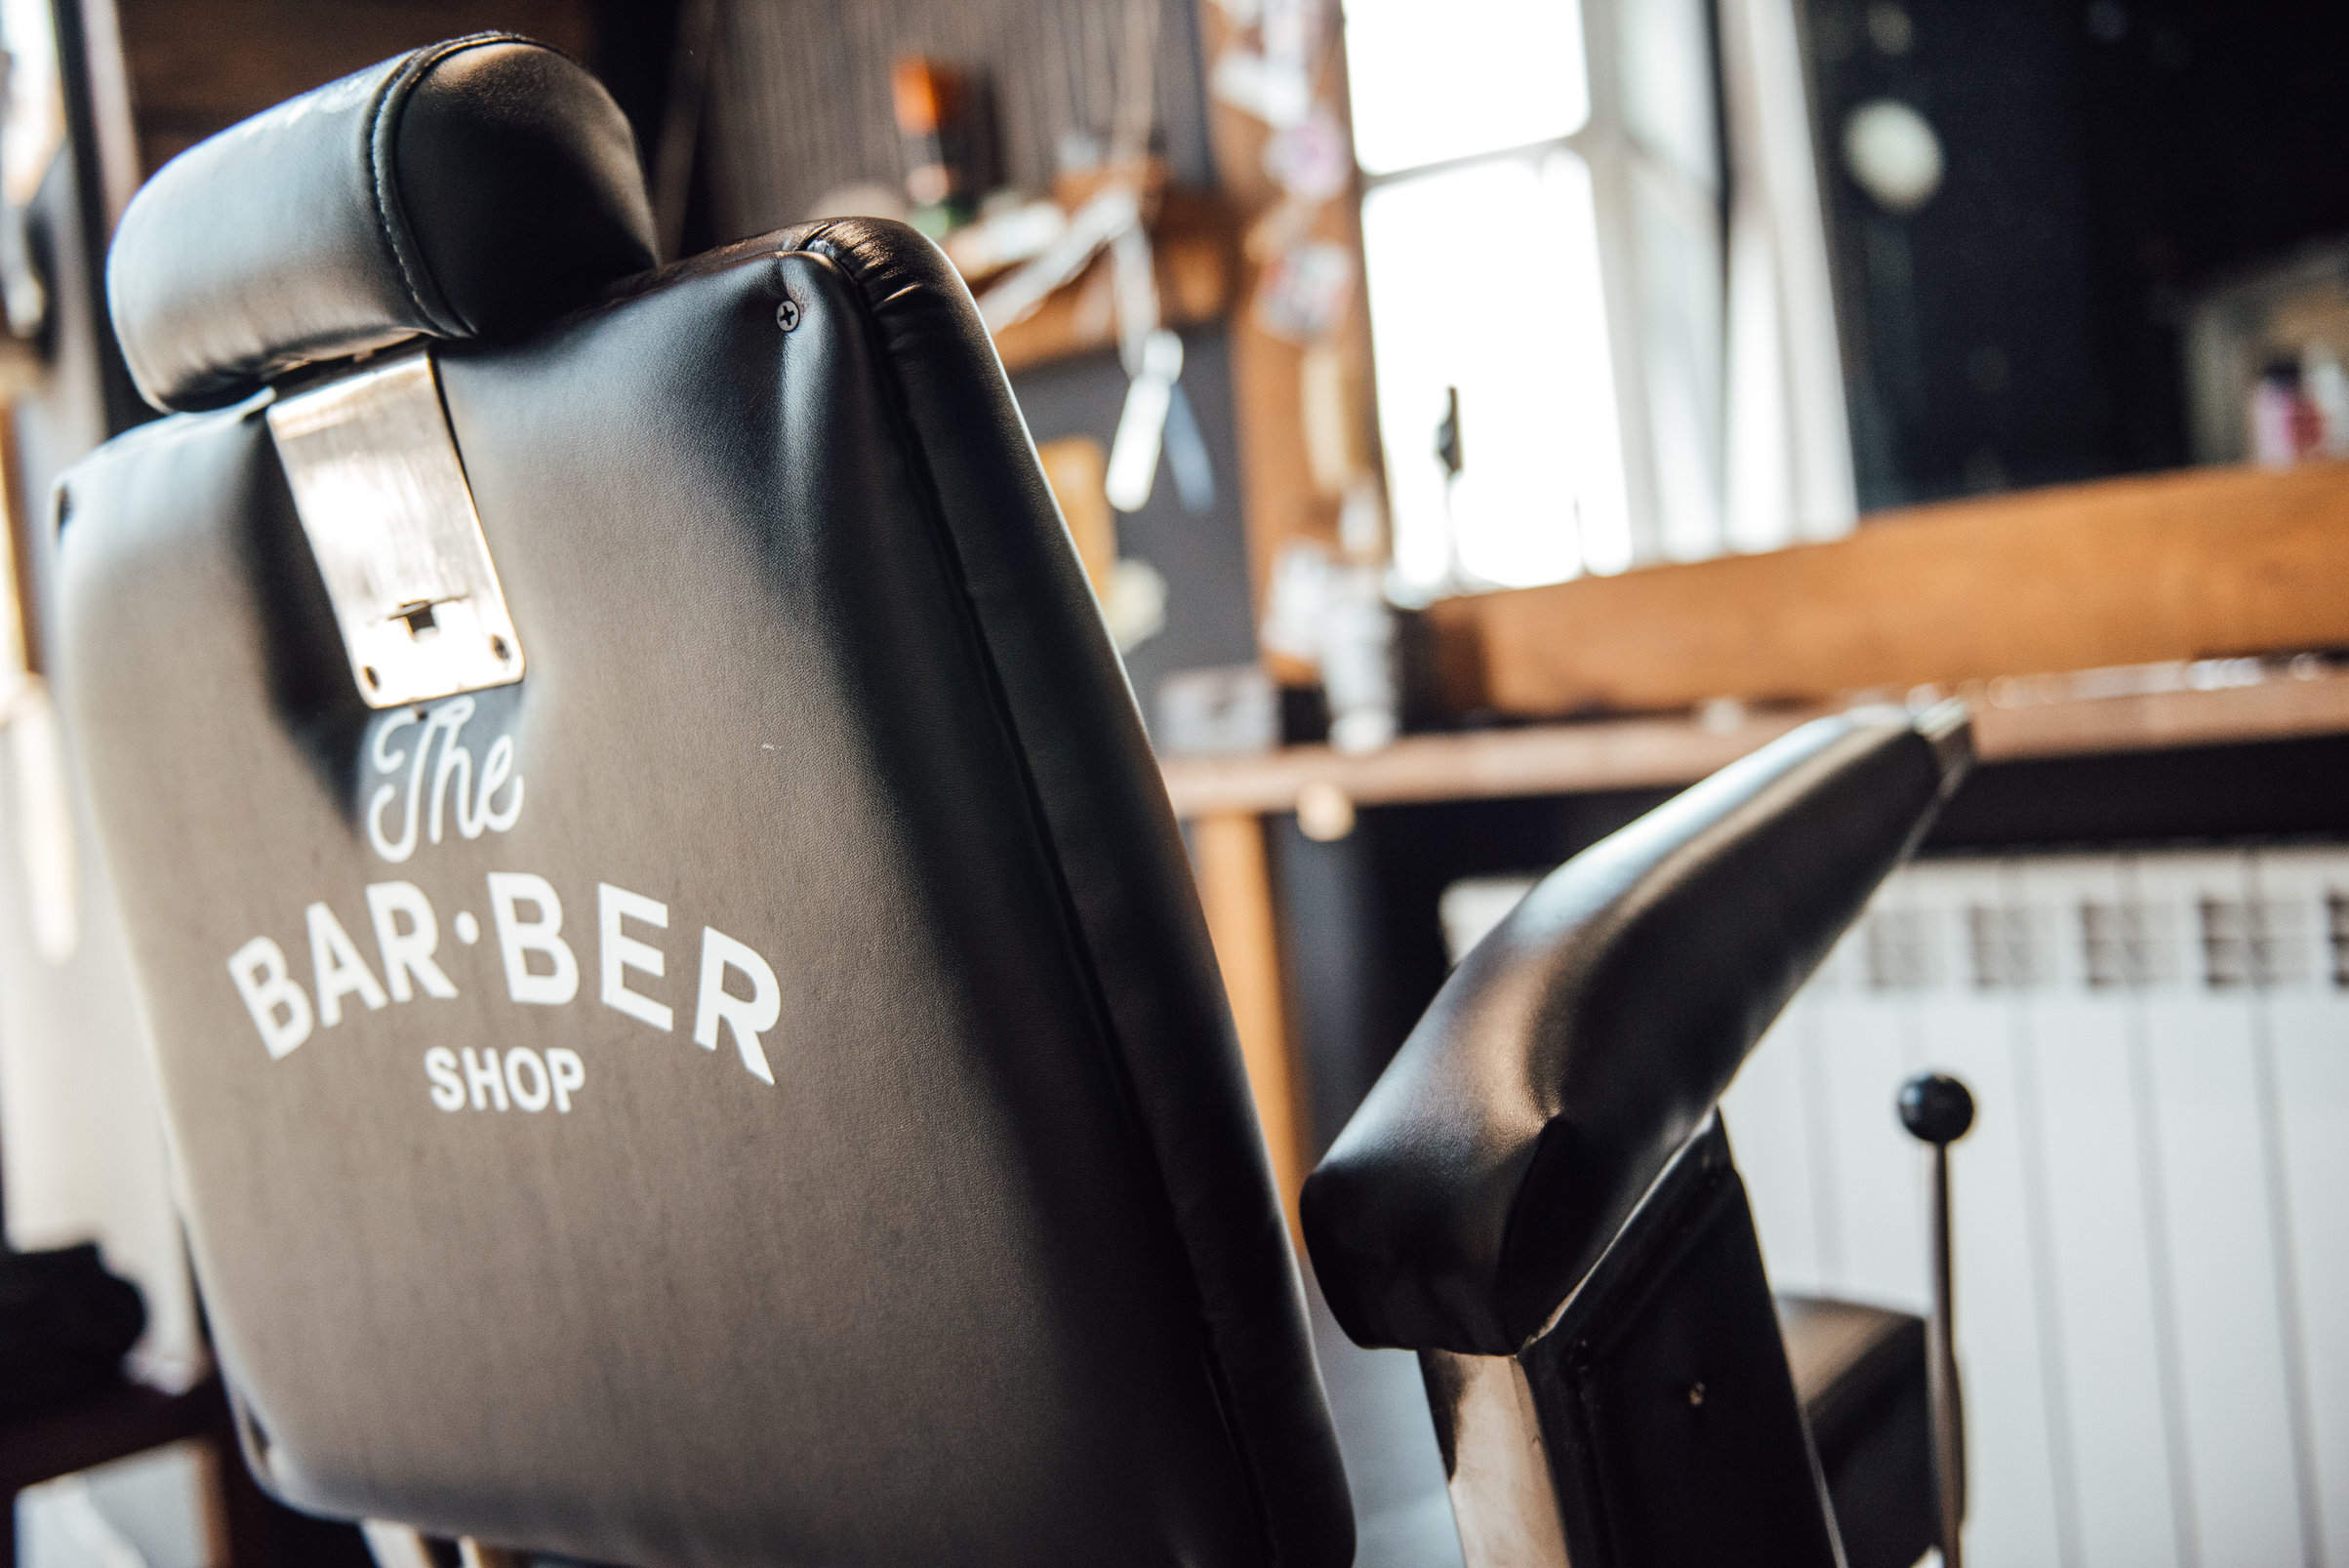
[
  {"x1": 115, "y1": 1, "x2": 623, "y2": 173},
  {"x1": 1274, "y1": 789, "x2": 1671, "y2": 1157},
  {"x1": 700, "y1": 0, "x2": 1215, "y2": 241},
  {"x1": 1008, "y1": 327, "x2": 1259, "y2": 731},
  {"x1": 1804, "y1": 0, "x2": 2349, "y2": 509}
]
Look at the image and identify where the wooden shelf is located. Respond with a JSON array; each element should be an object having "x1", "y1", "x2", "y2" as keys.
[
  {"x1": 988, "y1": 190, "x2": 1239, "y2": 375},
  {"x1": 1424, "y1": 462, "x2": 2349, "y2": 720},
  {"x1": 1160, "y1": 664, "x2": 2349, "y2": 818}
]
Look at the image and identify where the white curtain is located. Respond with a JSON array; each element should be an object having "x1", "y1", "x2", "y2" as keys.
[{"x1": 1719, "y1": 0, "x2": 1858, "y2": 552}]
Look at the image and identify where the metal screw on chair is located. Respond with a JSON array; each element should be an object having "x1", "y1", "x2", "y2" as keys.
[
  {"x1": 776, "y1": 298, "x2": 801, "y2": 332},
  {"x1": 1900, "y1": 1071, "x2": 1974, "y2": 1568}
]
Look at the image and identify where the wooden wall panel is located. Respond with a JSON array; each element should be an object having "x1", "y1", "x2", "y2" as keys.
[
  {"x1": 1194, "y1": 0, "x2": 1381, "y2": 684},
  {"x1": 117, "y1": 0, "x2": 595, "y2": 174}
]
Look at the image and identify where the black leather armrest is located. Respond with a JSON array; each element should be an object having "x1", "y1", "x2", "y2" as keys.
[{"x1": 1302, "y1": 707, "x2": 1971, "y2": 1355}]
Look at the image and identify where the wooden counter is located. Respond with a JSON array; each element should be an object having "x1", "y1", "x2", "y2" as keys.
[{"x1": 1163, "y1": 662, "x2": 2349, "y2": 819}]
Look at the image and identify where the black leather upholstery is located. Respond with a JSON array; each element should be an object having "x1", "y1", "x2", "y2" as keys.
[
  {"x1": 61, "y1": 54, "x2": 1348, "y2": 1565},
  {"x1": 107, "y1": 34, "x2": 655, "y2": 414},
  {"x1": 1778, "y1": 1296, "x2": 1936, "y2": 1568},
  {"x1": 1303, "y1": 711, "x2": 1970, "y2": 1355},
  {"x1": 1496, "y1": 1118, "x2": 1845, "y2": 1568}
]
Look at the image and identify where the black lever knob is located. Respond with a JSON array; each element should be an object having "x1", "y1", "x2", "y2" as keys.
[
  {"x1": 1899, "y1": 1069, "x2": 1973, "y2": 1567},
  {"x1": 1899, "y1": 1072, "x2": 1975, "y2": 1146}
]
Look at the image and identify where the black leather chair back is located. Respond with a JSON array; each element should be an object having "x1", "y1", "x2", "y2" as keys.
[{"x1": 61, "y1": 35, "x2": 1350, "y2": 1566}]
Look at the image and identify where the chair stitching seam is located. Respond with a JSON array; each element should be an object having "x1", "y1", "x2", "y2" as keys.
[
  {"x1": 796, "y1": 229, "x2": 1295, "y2": 1561},
  {"x1": 366, "y1": 32, "x2": 531, "y2": 338},
  {"x1": 365, "y1": 52, "x2": 439, "y2": 328}
]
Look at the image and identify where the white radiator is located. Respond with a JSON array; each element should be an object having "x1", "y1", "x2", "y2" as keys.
[{"x1": 1441, "y1": 847, "x2": 2349, "y2": 1568}]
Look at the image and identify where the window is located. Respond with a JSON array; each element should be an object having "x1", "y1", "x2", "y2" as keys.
[
  {"x1": 1350, "y1": 0, "x2": 1827, "y2": 598},
  {"x1": 1360, "y1": 152, "x2": 1626, "y2": 588},
  {"x1": 1345, "y1": 0, "x2": 1591, "y2": 177}
]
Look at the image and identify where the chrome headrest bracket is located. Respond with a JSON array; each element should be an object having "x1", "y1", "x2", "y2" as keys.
[{"x1": 265, "y1": 352, "x2": 524, "y2": 708}]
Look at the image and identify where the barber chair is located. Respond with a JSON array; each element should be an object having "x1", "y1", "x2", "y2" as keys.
[{"x1": 53, "y1": 35, "x2": 1968, "y2": 1568}]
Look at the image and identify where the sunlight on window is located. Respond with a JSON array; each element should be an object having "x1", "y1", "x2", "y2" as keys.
[
  {"x1": 1361, "y1": 151, "x2": 1629, "y2": 594},
  {"x1": 0, "y1": 0, "x2": 60, "y2": 205},
  {"x1": 1342, "y1": 0, "x2": 1592, "y2": 177}
]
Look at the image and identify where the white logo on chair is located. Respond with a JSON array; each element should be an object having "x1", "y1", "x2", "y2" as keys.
[
  {"x1": 218, "y1": 697, "x2": 786, "y2": 1111},
  {"x1": 367, "y1": 696, "x2": 524, "y2": 862}
]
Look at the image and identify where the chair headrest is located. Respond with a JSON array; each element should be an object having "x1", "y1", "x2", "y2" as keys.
[{"x1": 107, "y1": 34, "x2": 657, "y2": 414}]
